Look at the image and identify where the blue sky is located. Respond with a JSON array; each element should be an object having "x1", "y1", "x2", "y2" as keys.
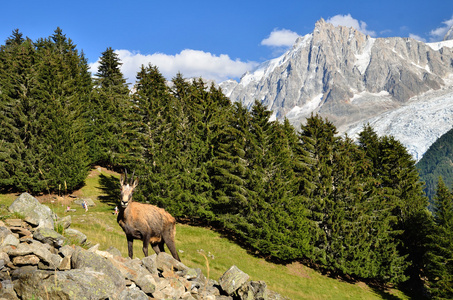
[{"x1": 2, "y1": 0, "x2": 453, "y2": 84}]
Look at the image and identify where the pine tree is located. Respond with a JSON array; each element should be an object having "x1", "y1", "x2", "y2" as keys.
[
  {"x1": 88, "y1": 47, "x2": 134, "y2": 168},
  {"x1": 210, "y1": 102, "x2": 250, "y2": 217},
  {"x1": 32, "y1": 28, "x2": 91, "y2": 190},
  {"x1": 358, "y1": 125, "x2": 430, "y2": 283},
  {"x1": 425, "y1": 178, "x2": 453, "y2": 299},
  {"x1": 297, "y1": 113, "x2": 338, "y2": 264},
  {"x1": 0, "y1": 28, "x2": 90, "y2": 192},
  {"x1": 130, "y1": 64, "x2": 177, "y2": 210},
  {"x1": 0, "y1": 30, "x2": 42, "y2": 191},
  {"x1": 251, "y1": 119, "x2": 311, "y2": 260}
]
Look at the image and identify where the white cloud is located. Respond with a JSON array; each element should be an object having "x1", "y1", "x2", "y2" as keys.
[
  {"x1": 429, "y1": 16, "x2": 453, "y2": 41},
  {"x1": 326, "y1": 14, "x2": 376, "y2": 37},
  {"x1": 409, "y1": 34, "x2": 426, "y2": 43},
  {"x1": 89, "y1": 49, "x2": 258, "y2": 84},
  {"x1": 261, "y1": 28, "x2": 301, "y2": 47}
]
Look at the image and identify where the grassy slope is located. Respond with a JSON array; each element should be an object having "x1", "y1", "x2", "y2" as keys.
[{"x1": 0, "y1": 167, "x2": 411, "y2": 300}]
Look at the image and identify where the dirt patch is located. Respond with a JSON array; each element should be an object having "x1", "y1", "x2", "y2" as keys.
[
  {"x1": 355, "y1": 281, "x2": 369, "y2": 290},
  {"x1": 287, "y1": 262, "x2": 311, "y2": 278},
  {"x1": 88, "y1": 166, "x2": 119, "y2": 178}
]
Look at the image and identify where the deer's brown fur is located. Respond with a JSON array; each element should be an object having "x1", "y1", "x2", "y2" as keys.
[{"x1": 117, "y1": 172, "x2": 180, "y2": 261}]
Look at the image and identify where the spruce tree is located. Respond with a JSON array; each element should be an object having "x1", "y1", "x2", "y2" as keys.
[
  {"x1": 210, "y1": 101, "x2": 251, "y2": 218},
  {"x1": 358, "y1": 125, "x2": 430, "y2": 283},
  {"x1": 130, "y1": 64, "x2": 176, "y2": 210},
  {"x1": 0, "y1": 28, "x2": 90, "y2": 192},
  {"x1": 88, "y1": 47, "x2": 134, "y2": 168},
  {"x1": 297, "y1": 113, "x2": 338, "y2": 264},
  {"x1": 0, "y1": 30, "x2": 42, "y2": 191},
  {"x1": 32, "y1": 28, "x2": 91, "y2": 191},
  {"x1": 425, "y1": 178, "x2": 453, "y2": 299}
]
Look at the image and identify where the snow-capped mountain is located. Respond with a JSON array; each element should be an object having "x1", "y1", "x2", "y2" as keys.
[{"x1": 220, "y1": 19, "x2": 453, "y2": 161}]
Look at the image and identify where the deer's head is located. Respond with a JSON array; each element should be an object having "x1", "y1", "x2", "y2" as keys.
[{"x1": 120, "y1": 171, "x2": 138, "y2": 208}]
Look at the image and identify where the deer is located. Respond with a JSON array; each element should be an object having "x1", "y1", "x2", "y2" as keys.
[{"x1": 117, "y1": 171, "x2": 181, "y2": 261}]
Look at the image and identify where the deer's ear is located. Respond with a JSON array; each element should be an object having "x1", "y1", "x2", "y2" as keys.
[
  {"x1": 132, "y1": 178, "x2": 138, "y2": 189},
  {"x1": 120, "y1": 174, "x2": 125, "y2": 186}
]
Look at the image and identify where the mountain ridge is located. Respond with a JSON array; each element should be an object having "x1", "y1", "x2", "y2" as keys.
[{"x1": 220, "y1": 19, "x2": 453, "y2": 161}]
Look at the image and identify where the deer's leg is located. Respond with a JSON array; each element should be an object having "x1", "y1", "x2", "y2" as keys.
[
  {"x1": 142, "y1": 234, "x2": 150, "y2": 257},
  {"x1": 127, "y1": 236, "x2": 134, "y2": 259},
  {"x1": 157, "y1": 241, "x2": 165, "y2": 252},
  {"x1": 163, "y1": 227, "x2": 181, "y2": 262},
  {"x1": 151, "y1": 243, "x2": 161, "y2": 255}
]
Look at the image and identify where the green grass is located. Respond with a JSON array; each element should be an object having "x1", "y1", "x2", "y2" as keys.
[{"x1": 0, "y1": 167, "x2": 413, "y2": 300}]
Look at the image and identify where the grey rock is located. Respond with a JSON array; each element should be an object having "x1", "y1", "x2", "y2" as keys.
[
  {"x1": 156, "y1": 251, "x2": 188, "y2": 273},
  {"x1": 106, "y1": 245, "x2": 122, "y2": 257},
  {"x1": 33, "y1": 227, "x2": 66, "y2": 248},
  {"x1": 0, "y1": 279, "x2": 18, "y2": 299},
  {"x1": 71, "y1": 246, "x2": 125, "y2": 289},
  {"x1": 108, "y1": 256, "x2": 156, "y2": 294},
  {"x1": 237, "y1": 281, "x2": 269, "y2": 300},
  {"x1": 65, "y1": 228, "x2": 87, "y2": 245},
  {"x1": 8, "y1": 240, "x2": 62, "y2": 269},
  {"x1": 58, "y1": 256, "x2": 71, "y2": 270},
  {"x1": 59, "y1": 244, "x2": 75, "y2": 257},
  {"x1": 1, "y1": 234, "x2": 19, "y2": 247},
  {"x1": 8, "y1": 193, "x2": 56, "y2": 229},
  {"x1": 13, "y1": 267, "x2": 122, "y2": 300},
  {"x1": 0, "y1": 226, "x2": 13, "y2": 239},
  {"x1": 219, "y1": 265, "x2": 250, "y2": 295},
  {"x1": 118, "y1": 285, "x2": 149, "y2": 300},
  {"x1": 56, "y1": 215, "x2": 71, "y2": 229},
  {"x1": 73, "y1": 198, "x2": 95, "y2": 207},
  {"x1": 142, "y1": 253, "x2": 158, "y2": 274},
  {"x1": 3, "y1": 219, "x2": 24, "y2": 227},
  {"x1": 0, "y1": 251, "x2": 11, "y2": 270},
  {"x1": 152, "y1": 277, "x2": 186, "y2": 299},
  {"x1": 12, "y1": 254, "x2": 40, "y2": 266}
]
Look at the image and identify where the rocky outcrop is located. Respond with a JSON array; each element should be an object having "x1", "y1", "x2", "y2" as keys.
[{"x1": 0, "y1": 194, "x2": 286, "y2": 299}]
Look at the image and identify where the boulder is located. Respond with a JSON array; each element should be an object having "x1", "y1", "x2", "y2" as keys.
[
  {"x1": 0, "y1": 233, "x2": 20, "y2": 248},
  {"x1": 118, "y1": 285, "x2": 149, "y2": 300},
  {"x1": 237, "y1": 281, "x2": 269, "y2": 300},
  {"x1": 142, "y1": 253, "x2": 158, "y2": 274},
  {"x1": 0, "y1": 251, "x2": 11, "y2": 270},
  {"x1": 0, "y1": 279, "x2": 17, "y2": 299},
  {"x1": 105, "y1": 246, "x2": 122, "y2": 257},
  {"x1": 8, "y1": 193, "x2": 56, "y2": 229},
  {"x1": 156, "y1": 251, "x2": 188, "y2": 273},
  {"x1": 33, "y1": 227, "x2": 66, "y2": 248},
  {"x1": 73, "y1": 198, "x2": 95, "y2": 207},
  {"x1": 56, "y1": 215, "x2": 72, "y2": 229},
  {"x1": 219, "y1": 265, "x2": 250, "y2": 295},
  {"x1": 8, "y1": 240, "x2": 62, "y2": 269},
  {"x1": 13, "y1": 267, "x2": 121, "y2": 300},
  {"x1": 71, "y1": 246, "x2": 125, "y2": 290},
  {"x1": 65, "y1": 228, "x2": 87, "y2": 245},
  {"x1": 59, "y1": 244, "x2": 75, "y2": 257}
]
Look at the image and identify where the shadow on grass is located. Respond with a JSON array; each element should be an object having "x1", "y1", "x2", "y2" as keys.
[{"x1": 97, "y1": 174, "x2": 120, "y2": 206}]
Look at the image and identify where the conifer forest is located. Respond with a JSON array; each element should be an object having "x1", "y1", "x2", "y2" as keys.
[{"x1": 1, "y1": 29, "x2": 452, "y2": 298}]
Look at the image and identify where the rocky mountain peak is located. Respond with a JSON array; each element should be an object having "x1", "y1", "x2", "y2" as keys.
[{"x1": 220, "y1": 19, "x2": 453, "y2": 160}]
